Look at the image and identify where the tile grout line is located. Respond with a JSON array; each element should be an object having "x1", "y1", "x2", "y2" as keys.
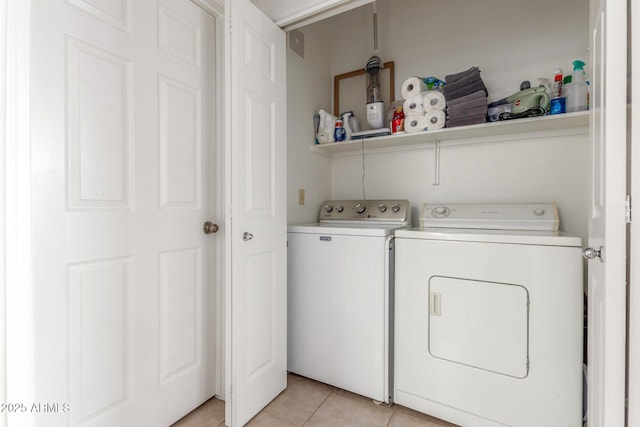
[{"x1": 301, "y1": 387, "x2": 336, "y2": 426}]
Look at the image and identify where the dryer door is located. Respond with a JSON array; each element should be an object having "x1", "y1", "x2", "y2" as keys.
[{"x1": 429, "y1": 276, "x2": 529, "y2": 378}]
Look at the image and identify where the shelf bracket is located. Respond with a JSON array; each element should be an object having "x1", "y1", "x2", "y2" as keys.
[{"x1": 433, "y1": 139, "x2": 440, "y2": 186}]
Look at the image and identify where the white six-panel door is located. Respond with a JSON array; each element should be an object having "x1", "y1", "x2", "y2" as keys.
[
  {"x1": 27, "y1": 0, "x2": 218, "y2": 425},
  {"x1": 225, "y1": 0, "x2": 287, "y2": 425},
  {"x1": 587, "y1": 0, "x2": 627, "y2": 425}
]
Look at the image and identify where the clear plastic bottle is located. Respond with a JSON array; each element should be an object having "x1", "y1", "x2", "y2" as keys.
[{"x1": 565, "y1": 60, "x2": 588, "y2": 113}]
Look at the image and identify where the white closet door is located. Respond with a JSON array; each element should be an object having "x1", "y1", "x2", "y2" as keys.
[
  {"x1": 24, "y1": 0, "x2": 218, "y2": 425},
  {"x1": 628, "y1": 0, "x2": 640, "y2": 425},
  {"x1": 586, "y1": 0, "x2": 627, "y2": 425},
  {"x1": 224, "y1": 0, "x2": 287, "y2": 426}
]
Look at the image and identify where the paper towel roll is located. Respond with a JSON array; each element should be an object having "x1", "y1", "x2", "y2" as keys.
[
  {"x1": 425, "y1": 110, "x2": 446, "y2": 130},
  {"x1": 403, "y1": 95, "x2": 425, "y2": 116},
  {"x1": 401, "y1": 77, "x2": 429, "y2": 100},
  {"x1": 422, "y1": 90, "x2": 446, "y2": 113},
  {"x1": 404, "y1": 114, "x2": 428, "y2": 133}
]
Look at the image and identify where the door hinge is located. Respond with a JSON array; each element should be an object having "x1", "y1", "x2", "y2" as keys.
[{"x1": 625, "y1": 195, "x2": 631, "y2": 224}]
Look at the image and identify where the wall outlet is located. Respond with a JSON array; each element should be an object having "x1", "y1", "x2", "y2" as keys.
[{"x1": 298, "y1": 188, "x2": 305, "y2": 205}]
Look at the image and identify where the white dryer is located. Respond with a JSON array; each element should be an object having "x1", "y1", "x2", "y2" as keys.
[{"x1": 394, "y1": 202, "x2": 583, "y2": 427}]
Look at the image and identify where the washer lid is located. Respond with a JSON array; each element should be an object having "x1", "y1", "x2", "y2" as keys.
[
  {"x1": 420, "y1": 202, "x2": 560, "y2": 231},
  {"x1": 288, "y1": 222, "x2": 404, "y2": 237}
]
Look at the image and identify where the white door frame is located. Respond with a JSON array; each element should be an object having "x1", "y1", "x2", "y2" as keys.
[
  {"x1": 190, "y1": 0, "x2": 227, "y2": 399},
  {"x1": 628, "y1": 0, "x2": 640, "y2": 422},
  {"x1": 2, "y1": 1, "x2": 36, "y2": 426}
]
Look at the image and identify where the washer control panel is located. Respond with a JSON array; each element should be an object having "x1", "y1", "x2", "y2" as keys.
[
  {"x1": 319, "y1": 200, "x2": 410, "y2": 223},
  {"x1": 420, "y1": 202, "x2": 560, "y2": 231}
]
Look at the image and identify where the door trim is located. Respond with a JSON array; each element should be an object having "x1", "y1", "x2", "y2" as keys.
[
  {"x1": 628, "y1": 0, "x2": 640, "y2": 422},
  {"x1": 212, "y1": 8, "x2": 226, "y2": 399},
  {"x1": 2, "y1": 0, "x2": 36, "y2": 425}
]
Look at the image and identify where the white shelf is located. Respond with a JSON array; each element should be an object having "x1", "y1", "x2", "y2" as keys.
[{"x1": 309, "y1": 111, "x2": 589, "y2": 156}]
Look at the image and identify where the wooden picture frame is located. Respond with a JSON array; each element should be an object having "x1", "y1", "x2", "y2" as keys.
[{"x1": 333, "y1": 61, "x2": 395, "y2": 116}]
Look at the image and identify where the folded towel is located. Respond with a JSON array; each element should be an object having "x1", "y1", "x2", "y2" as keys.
[
  {"x1": 445, "y1": 90, "x2": 487, "y2": 107},
  {"x1": 443, "y1": 80, "x2": 488, "y2": 101},
  {"x1": 447, "y1": 105, "x2": 488, "y2": 121},
  {"x1": 446, "y1": 96, "x2": 487, "y2": 114},
  {"x1": 446, "y1": 114, "x2": 486, "y2": 128},
  {"x1": 443, "y1": 70, "x2": 482, "y2": 95},
  {"x1": 445, "y1": 66, "x2": 480, "y2": 84}
]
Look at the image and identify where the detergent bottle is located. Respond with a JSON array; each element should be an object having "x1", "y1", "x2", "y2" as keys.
[{"x1": 565, "y1": 60, "x2": 588, "y2": 113}]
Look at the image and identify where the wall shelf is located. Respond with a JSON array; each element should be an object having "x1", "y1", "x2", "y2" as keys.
[{"x1": 309, "y1": 111, "x2": 589, "y2": 157}]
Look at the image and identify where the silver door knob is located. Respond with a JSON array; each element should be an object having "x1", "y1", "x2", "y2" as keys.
[
  {"x1": 583, "y1": 246, "x2": 603, "y2": 261},
  {"x1": 203, "y1": 221, "x2": 219, "y2": 234},
  {"x1": 243, "y1": 232, "x2": 253, "y2": 241}
]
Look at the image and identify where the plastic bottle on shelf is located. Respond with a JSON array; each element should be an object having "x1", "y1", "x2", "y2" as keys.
[
  {"x1": 550, "y1": 68, "x2": 566, "y2": 115},
  {"x1": 334, "y1": 119, "x2": 346, "y2": 142},
  {"x1": 341, "y1": 112, "x2": 354, "y2": 140},
  {"x1": 565, "y1": 60, "x2": 588, "y2": 113},
  {"x1": 538, "y1": 77, "x2": 551, "y2": 98}
]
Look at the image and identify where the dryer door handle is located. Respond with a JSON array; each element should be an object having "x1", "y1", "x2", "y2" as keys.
[{"x1": 430, "y1": 292, "x2": 441, "y2": 316}]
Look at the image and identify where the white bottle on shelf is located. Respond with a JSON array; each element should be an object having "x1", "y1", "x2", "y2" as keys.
[{"x1": 565, "y1": 60, "x2": 588, "y2": 113}]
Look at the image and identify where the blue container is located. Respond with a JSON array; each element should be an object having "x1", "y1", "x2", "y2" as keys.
[
  {"x1": 550, "y1": 97, "x2": 566, "y2": 115},
  {"x1": 334, "y1": 120, "x2": 346, "y2": 142}
]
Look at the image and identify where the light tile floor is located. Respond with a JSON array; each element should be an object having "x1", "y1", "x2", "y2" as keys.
[{"x1": 172, "y1": 373, "x2": 458, "y2": 427}]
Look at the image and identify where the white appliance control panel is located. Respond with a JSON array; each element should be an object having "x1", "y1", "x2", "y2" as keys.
[
  {"x1": 319, "y1": 199, "x2": 410, "y2": 224},
  {"x1": 420, "y1": 202, "x2": 560, "y2": 231}
]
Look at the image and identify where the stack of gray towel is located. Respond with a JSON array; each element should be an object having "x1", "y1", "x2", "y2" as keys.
[{"x1": 443, "y1": 66, "x2": 488, "y2": 128}]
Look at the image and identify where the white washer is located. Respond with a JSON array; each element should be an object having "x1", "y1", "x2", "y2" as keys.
[
  {"x1": 287, "y1": 199, "x2": 410, "y2": 403},
  {"x1": 394, "y1": 202, "x2": 583, "y2": 426}
]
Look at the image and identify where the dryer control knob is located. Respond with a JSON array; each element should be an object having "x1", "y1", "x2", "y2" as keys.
[
  {"x1": 391, "y1": 204, "x2": 400, "y2": 213},
  {"x1": 433, "y1": 206, "x2": 450, "y2": 217},
  {"x1": 324, "y1": 204, "x2": 333, "y2": 213},
  {"x1": 355, "y1": 203, "x2": 366, "y2": 214},
  {"x1": 336, "y1": 205, "x2": 344, "y2": 213},
  {"x1": 533, "y1": 208, "x2": 545, "y2": 216},
  {"x1": 378, "y1": 204, "x2": 388, "y2": 213}
]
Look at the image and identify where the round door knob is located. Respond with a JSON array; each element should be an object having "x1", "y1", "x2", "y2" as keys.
[
  {"x1": 203, "y1": 221, "x2": 219, "y2": 234},
  {"x1": 243, "y1": 232, "x2": 254, "y2": 241},
  {"x1": 583, "y1": 246, "x2": 603, "y2": 261}
]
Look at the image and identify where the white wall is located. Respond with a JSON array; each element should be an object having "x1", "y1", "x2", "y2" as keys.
[
  {"x1": 286, "y1": 20, "x2": 334, "y2": 224},
  {"x1": 287, "y1": 0, "x2": 591, "y2": 241},
  {"x1": 331, "y1": 134, "x2": 589, "y2": 238}
]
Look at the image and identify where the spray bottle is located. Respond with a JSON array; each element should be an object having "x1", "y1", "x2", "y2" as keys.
[{"x1": 565, "y1": 60, "x2": 588, "y2": 113}]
